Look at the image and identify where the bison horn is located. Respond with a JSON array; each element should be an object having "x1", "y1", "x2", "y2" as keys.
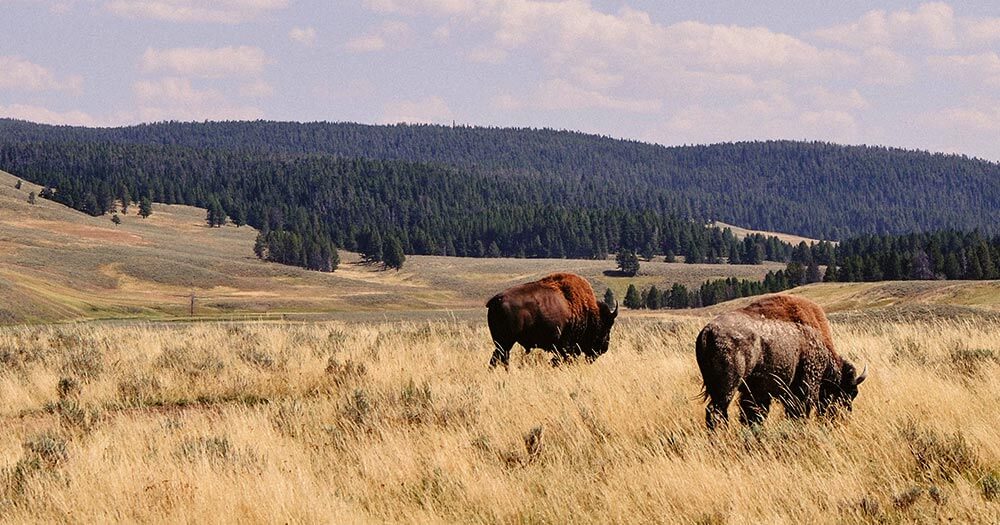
[
  {"x1": 855, "y1": 364, "x2": 868, "y2": 385},
  {"x1": 611, "y1": 299, "x2": 619, "y2": 318}
]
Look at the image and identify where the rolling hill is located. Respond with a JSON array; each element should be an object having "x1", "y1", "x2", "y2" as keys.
[
  {"x1": 2, "y1": 168, "x2": 999, "y2": 324},
  {"x1": 2, "y1": 119, "x2": 999, "y2": 243},
  {"x1": 0, "y1": 169, "x2": 794, "y2": 323}
]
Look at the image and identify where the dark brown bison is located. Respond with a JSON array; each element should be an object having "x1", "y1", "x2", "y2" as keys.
[
  {"x1": 486, "y1": 273, "x2": 618, "y2": 368},
  {"x1": 696, "y1": 294, "x2": 867, "y2": 428}
]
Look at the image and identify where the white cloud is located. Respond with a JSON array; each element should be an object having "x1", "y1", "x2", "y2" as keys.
[
  {"x1": 363, "y1": 0, "x2": 473, "y2": 16},
  {"x1": 136, "y1": 104, "x2": 264, "y2": 122},
  {"x1": 0, "y1": 104, "x2": 98, "y2": 126},
  {"x1": 465, "y1": 47, "x2": 507, "y2": 64},
  {"x1": 381, "y1": 96, "x2": 453, "y2": 124},
  {"x1": 0, "y1": 56, "x2": 82, "y2": 93},
  {"x1": 652, "y1": 95, "x2": 861, "y2": 146},
  {"x1": 499, "y1": 79, "x2": 662, "y2": 113},
  {"x1": 665, "y1": 21, "x2": 854, "y2": 75},
  {"x1": 105, "y1": 0, "x2": 288, "y2": 24},
  {"x1": 134, "y1": 77, "x2": 222, "y2": 106},
  {"x1": 804, "y1": 86, "x2": 869, "y2": 111},
  {"x1": 239, "y1": 79, "x2": 274, "y2": 98},
  {"x1": 141, "y1": 46, "x2": 271, "y2": 78},
  {"x1": 813, "y1": 2, "x2": 1000, "y2": 51},
  {"x1": 346, "y1": 21, "x2": 411, "y2": 53},
  {"x1": 289, "y1": 26, "x2": 317, "y2": 46},
  {"x1": 928, "y1": 52, "x2": 1000, "y2": 87},
  {"x1": 963, "y1": 17, "x2": 1000, "y2": 45},
  {"x1": 922, "y1": 103, "x2": 1000, "y2": 132},
  {"x1": 860, "y1": 47, "x2": 913, "y2": 86},
  {"x1": 813, "y1": 3, "x2": 958, "y2": 50},
  {"x1": 432, "y1": 25, "x2": 451, "y2": 42},
  {"x1": 132, "y1": 77, "x2": 264, "y2": 121}
]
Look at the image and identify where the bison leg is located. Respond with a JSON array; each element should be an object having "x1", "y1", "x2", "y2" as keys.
[
  {"x1": 705, "y1": 397, "x2": 732, "y2": 430},
  {"x1": 489, "y1": 339, "x2": 514, "y2": 369},
  {"x1": 738, "y1": 385, "x2": 771, "y2": 426}
]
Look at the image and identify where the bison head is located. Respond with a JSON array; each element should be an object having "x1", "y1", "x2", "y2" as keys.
[
  {"x1": 593, "y1": 300, "x2": 619, "y2": 357},
  {"x1": 819, "y1": 360, "x2": 868, "y2": 416}
]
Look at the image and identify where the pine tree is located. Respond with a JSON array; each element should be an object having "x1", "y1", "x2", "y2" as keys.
[
  {"x1": 384, "y1": 236, "x2": 405, "y2": 270},
  {"x1": 14, "y1": 179, "x2": 22, "y2": 190},
  {"x1": 785, "y1": 262, "x2": 806, "y2": 286},
  {"x1": 669, "y1": 283, "x2": 689, "y2": 308},
  {"x1": 909, "y1": 250, "x2": 934, "y2": 280},
  {"x1": 823, "y1": 261, "x2": 839, "y2": 282},
  {"x1": 253, "y1": 232, "x2": 268, "y2": 259},
  {"x1": 206, "y1": 197, "x2": 226, "y2": 227},
  {"x1": 138, "y1": 197, "x2": 153, "y2": 218},
  {"x1": 231, "y1": 206, "x2": 247, "y2": 227},
  {"x1": 624, "y1": 284, "x2": 642, "y2": 309},
  {"x1": 111, "y1": 214, "x2": 121, "y2": 226},
  {"x1": 616, "y1": 249, "x2": 640, "y2": 276},
  {"x1": 27, "y1": 191, "x2": 36, "y2": 205},
  {"x1": 603, "y1": 288, "x2": 615, "y2": 307},
  {"x1": 645, "y1": 285, "x2": 661, "y2": 309},
  {"x1": 805, "y1": 260, "x2": 822, "y2": 283},
  {"x1": 943, "y1": 253, "x2": 961, "y2": 279}
]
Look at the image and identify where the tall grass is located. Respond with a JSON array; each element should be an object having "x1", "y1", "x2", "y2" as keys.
[{"x1": 0, "y1": 315, "x2": 996, "y2": 523}]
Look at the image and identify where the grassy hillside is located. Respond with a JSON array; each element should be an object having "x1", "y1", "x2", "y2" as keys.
[
  {"x1": 0, "y1": 169, "x2": 787, "y2": 324},
  {"x1": 710, "y1": 220, "x2": 829, "y2": 246}
]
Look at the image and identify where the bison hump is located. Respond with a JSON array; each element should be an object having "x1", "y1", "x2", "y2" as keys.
[
  {"x1": 536, "y1": 273, "x2": 598, "y2": 314},
  {"x1": 738, "y1": 294, "x2": 835, "y2": 354}
]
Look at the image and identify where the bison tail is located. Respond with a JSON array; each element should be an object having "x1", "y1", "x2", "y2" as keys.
[{"x1": 694, "y1": 328, "x2": 715, "y2": 402}]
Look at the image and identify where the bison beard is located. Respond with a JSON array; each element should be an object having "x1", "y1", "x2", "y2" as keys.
[
  {"x1": 696, "y1": 295, "x2": 867, "y2": 429},
  {"x1": 486, "y1": 273, "x2": 618, "y2": 368}
]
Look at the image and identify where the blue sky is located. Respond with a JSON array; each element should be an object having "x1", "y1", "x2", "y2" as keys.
[{"x1": 2, "y1": 1, "x2": 999, "y2": 160}]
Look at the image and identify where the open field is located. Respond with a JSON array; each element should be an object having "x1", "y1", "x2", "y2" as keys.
[
  {"x1": 6, "y1": 169, "x2": 1000, "y2": 327},
  {"x1": 710, "y1": 220, "x2": 829, "y2": 246},
  {"x1": 0, "y1": 311, "x2": 997, "y2": 522},
  {"x1": 0, "y1": 169, "x2": 789, "y2": 324},
  {"x1": 3, "y1": 169, "x2": 1000, "y2": 522}
]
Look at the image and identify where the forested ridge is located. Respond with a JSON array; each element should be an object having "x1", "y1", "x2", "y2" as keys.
[
  {"x1": 1, "y1": 139, "x2": 772, "y2": 269},
  {"x1": 1, "y1": 119, "x2": 998, "y2": 272},
  {"x1": 4, "y1": 119, "x2": 999, "y2": 239}
]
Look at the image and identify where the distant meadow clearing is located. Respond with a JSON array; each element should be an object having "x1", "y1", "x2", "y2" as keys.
[{"x1": 0, "y1": 314, "x2": 997, "y2": 523}]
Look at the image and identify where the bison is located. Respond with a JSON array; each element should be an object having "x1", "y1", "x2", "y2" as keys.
[
  {"x1": 486, "y1": 273, "x2": 618, "y2": 368},
  {"x1": 696, "y1": 294, "x2": 867, "y2": 429}
]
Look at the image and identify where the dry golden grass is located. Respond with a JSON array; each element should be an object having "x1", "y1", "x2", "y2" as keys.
[
  {"x1": 710, "y1": 220, "x2": 830, "y2": 246},
  {"x1": 0, "y1": 312, "x2": 997, "y2": 523}
]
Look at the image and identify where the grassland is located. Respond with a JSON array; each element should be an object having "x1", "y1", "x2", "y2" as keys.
[
  {"x1": 3, "y1": 168, "x2": 1000, "y2": 522},
  {"x1": 0, "y1": 169, "x2": 788, "y2": 324},
  {"x1": 710, "y1": 220, "x2": 829, "y2": 246},
  {"x1": 0, "y1": 312, "x2": 997, "y2": 523}
]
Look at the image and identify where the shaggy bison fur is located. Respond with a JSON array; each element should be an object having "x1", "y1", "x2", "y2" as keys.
[
  {"x1": 696, "y1": 294, "x2": 867, "y2": 428},
  {"x1": 486, "y1": 273, "x2": 618, "y2": 368}
]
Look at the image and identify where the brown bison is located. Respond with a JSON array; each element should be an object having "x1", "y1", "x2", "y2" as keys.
[
  {"x1": 486, "y1": 273, "x2": 618, "y2": 368},
  {"x1": 696, "y1": 294, "x2": 867, "y2": 428}
]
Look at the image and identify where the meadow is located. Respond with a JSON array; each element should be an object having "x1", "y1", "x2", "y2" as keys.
[
  {"x1": 0, "y1": 312, "x2": 997, "y2": 523},
  {"x1": 3, "y1": 168, "x2": 1000, "y2": 522}
]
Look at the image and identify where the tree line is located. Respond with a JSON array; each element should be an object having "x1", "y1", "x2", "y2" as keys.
[
  {"x1": 0, "y1": 139, "x2": 800, "y2": 272},
  {"x1": 616, "y1": 229, "x2": 1000, "y2": 311}
]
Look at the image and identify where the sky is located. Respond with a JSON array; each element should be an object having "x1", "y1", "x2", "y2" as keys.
[{"x1": 2, "y1": 1, "x2": 999, "y2": 160}]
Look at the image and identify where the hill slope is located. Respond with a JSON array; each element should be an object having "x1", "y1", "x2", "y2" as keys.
[
  {"x1": 2, "y1": 119, "x2": 999, "y2": 240},
  {"x1": 0, "y1": 169, "x2": 790, "y2": 323}
]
